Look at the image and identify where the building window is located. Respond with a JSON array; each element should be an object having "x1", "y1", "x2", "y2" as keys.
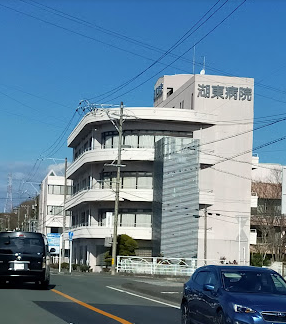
[
  {"x1": 73, "y1": 135, "x2": 92, "y2": 161},
  {"x1": 71, "y1": 209, "x2": 90, "y2": 228},
  {"x1": 102, "y1": 130, "x2": 193, "y2": 149},
  {"x1": 98, "y1": 209, "x2": 152, "y2": 228},
  {"x1": 48, "y1": 185, "x2": 72, "y2": 195},
  {"x1": 51, "y1": 227, "x2": 60, "y2": 233},
  {"x1": 101, "y1": 171, "x2": 153, "y2": 189},
  {"x1": 47, "y1": 206, "x2": 71, "y2": 216}
]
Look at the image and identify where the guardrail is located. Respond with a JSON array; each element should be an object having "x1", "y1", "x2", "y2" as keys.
[{"x1": 116, "y1": 256, "x2": 224, "y2": 276}]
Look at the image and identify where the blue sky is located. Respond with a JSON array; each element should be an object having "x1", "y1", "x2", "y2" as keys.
[{"x1": 0, "y1": 0, "x2": 285, "y2": 211}]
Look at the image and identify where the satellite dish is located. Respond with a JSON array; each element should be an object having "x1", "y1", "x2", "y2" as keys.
[{"x1": 200, "y1": 69, "x2": 205, "y2": 75}]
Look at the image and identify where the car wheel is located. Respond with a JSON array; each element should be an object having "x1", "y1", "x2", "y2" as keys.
[
  {"x1": 217, "y1": 310, "x2": 226, "y2": 324},
  {"x1": 181, "y1": 301, "x2": 190, "y2": 324}
]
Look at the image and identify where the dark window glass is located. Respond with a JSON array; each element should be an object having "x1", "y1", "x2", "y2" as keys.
[
  {"x1": 206, "y1": 272, "x2": 218, "y2": 286},
  {"x1": 194, "y1": 271, "x2": 209, "y2": 286},
  {"x1": 222, "y1": 271, "x2": 286, "y2": 294},
  {"x1": 0, "y1": 237, "x2": 44, "y2": 254}
]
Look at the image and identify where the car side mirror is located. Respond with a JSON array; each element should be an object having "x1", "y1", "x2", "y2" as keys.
[
  {"x1": 50, "y1": 248, "x2": 56, "y2": 253},
  {"x1": 203, "y1": 284, "x2": 215, "y2": 292}
]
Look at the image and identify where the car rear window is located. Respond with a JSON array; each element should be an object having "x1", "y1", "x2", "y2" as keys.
[{"x1": 0, "y1": 236, "x2": 44, "y2": 254}]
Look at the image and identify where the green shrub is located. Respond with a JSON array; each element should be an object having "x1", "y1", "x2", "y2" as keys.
[
  {"x1": 250, "y1": 253, "x2": 271, "y2": 267},
  {"x1": 79, "y1": 264, "x2": 90, "y2": 272},
  {"x1": 72, "y1": 264, "x2": 80, "y2": 271},
  {"x1": 61, "y1": 262, "x2": 69, "y2": 270}
]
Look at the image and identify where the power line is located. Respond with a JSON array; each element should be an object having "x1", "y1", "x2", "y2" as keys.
[
  {"x1": 0, "y1": 82, "x2": 72, "y2": 110},
  {"x1": 94, "y1": 0, "x2": 247, "y2": 103},
  {"x1": 21, "y1": 0, "x2": 219, "y2": 62},
  {"x1": 86, "y1": 0, "x2": 227, "y2": 101},
  {"x1": 18, "y1": 0, "x2": 286, "y2": 103},
  {"x1": 0, "y1": 2, "x2": 191, "y2": 77}
]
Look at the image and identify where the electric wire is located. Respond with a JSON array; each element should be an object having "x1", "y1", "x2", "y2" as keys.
[
  {"x1": 96, "y1": 0, "x2": 247, "y2": 103},
  {"x1": 18, "y1": 0, "x2": 286, "y2": 102},
  {"x1": 86, "y1": 0, "x2": 227, "y2": 101}
]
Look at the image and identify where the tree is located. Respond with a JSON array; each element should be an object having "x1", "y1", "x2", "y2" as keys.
[
  {"x1": 251, "y1": 169, "x2": 285, "y2": 263},
  {"x1": 104, "y1": 234, "x2": 138, "y2": 267}
]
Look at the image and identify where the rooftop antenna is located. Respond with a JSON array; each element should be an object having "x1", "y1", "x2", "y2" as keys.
[
  {"x1": 192, "y1": 45, "x2": 196, "y2": 75},
  {"x1": 200, "y1": 56, "x2": 206, "y2": 75}
]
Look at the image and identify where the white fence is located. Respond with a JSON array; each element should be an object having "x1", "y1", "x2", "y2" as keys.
[{"x1": 116, "y1": 256, "x2": 224, "y2": 276}]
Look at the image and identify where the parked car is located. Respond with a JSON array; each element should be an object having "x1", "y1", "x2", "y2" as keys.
[
  {"x1": 0, "y1": 231, "x2": 54, "y2": 289},
  {"x1": 181, "y1": 264, "x2": 286, "y2": 324}
]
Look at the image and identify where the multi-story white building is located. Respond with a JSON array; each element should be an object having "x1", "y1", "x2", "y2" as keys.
[
  {"x1": 38, "y1": 170, "x2": 72, "y2": 235},
  {"x1": 66, "y1": 73, "x2": 254, "y2": 271}
]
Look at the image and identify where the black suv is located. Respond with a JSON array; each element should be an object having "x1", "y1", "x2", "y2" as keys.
[{"x1": 0, "y1": 231, "x2": 53, "y2": 289}]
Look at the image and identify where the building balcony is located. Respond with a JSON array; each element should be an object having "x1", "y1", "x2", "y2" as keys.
[
  {"x1": 251, "y1": 192, "x2": 258, "y2": 208},
  {"x1": 199, "y1": 149, "x2": 217, "y2": 165},
  {"x1": 252, "y1": 154, "x2": 259, "y2": 170},
  {"x1": 65, "y1": 188, "x2": 153, "y2": 209},
  {"x1": 249, "y1": 229, "x2": 257, "y2": 244},
  {"x1": 199, "y1": 189, "x2": 215, "y2": 206},
  {"x1": 68, "y1": 107, "x2": 216, "y2": 146},
  {"x1": 69, "y1": 225, "x2": 152, "y2": 240},
  {"x1": 67, "y1": 148, "x2": 154, "y2": 178}
]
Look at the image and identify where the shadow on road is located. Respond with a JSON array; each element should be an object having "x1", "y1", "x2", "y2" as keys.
[
  {"x1": 0, "y1": 282, "x2": 56, "y2": 290},
  {"x1": 34, "y1": 300, "x2": 180, "y2": 324}
]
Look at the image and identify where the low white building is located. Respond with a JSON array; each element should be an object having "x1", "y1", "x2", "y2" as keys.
[{"x1": 66, "y1": 73, "x2": 254, "y2": 271}]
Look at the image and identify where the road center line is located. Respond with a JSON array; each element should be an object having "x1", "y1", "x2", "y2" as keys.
[
  {"x1": 52, "y1": 289, "x2": 132, "y2": 324},
  {"x1": 106, "y1": 286, "x2": 180, "y2": 309}
]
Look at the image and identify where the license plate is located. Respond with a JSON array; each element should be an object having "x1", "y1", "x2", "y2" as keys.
[{"x1": 14, "y1": 263, "x2": 25, "y2": 270}]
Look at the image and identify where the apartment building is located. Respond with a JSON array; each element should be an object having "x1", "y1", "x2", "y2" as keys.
[
  {"x1": 38, "y1": 169, "x2": 72, "y2": 235},
  {"x1": 66, "y1": 73, "x2": 254, "y2": 271}
]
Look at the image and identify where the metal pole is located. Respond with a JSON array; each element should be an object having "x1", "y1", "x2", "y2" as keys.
[
  {"x1": 238, "y1": 216, "x2": 241, "y2": 264},
  {"x1": 111, "y1": 102, "x2": 124, "y2": 275},
  {"x1": 59, "y1": 234, "x2": 62, "y2": 273},
  {"x1": 69, "y1": 239, "x2": 73, "y2": 273},
  {"x1": 204, "y1": 206, "x2": 207, "y2": 265}
]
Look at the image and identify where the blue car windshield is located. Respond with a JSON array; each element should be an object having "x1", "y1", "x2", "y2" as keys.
[{"x1": 222, "y1": 270, "x2": 286, "y2": 294}]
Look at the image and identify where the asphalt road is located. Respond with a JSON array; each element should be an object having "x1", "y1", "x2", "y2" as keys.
[{"x1": 0, "y1": 272, "x2": 185, "y2": 323}]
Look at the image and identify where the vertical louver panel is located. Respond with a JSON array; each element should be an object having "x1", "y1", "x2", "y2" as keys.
[{"x1": 153, "y1": 137, "x2": 199, "y2": 258}]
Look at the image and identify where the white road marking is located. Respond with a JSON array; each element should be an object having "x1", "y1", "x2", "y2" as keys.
[
  {"x1": 106, "y1": 286, "x2": 180, "y2": 309},
  {"x1": 161, "y1": 292, "x2": 179, "y2": 294}
]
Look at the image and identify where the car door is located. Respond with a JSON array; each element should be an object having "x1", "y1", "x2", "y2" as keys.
[
  {"x1": 190, "y1": 270, "x2": 209, "y2": 324},
  {"x1": 200, "y1": 271, "x2": 220, "y2": 324}
]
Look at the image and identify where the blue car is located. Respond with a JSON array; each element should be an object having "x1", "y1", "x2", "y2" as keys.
[{"x1": 181, "y1": 265, "x2": 286, "y2": 324}]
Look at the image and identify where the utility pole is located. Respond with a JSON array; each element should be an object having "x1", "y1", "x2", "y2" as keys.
[
  {"x1": 17, "y1": 207, "x2": 20, "y2": 230},
  {"x1": 204, "y1": 205, "x2": 207, "y2": 265},
  {"x1": 5, "y1": 215, "x2": 10, "y2": 231},
  {"x1": 62, "y1": 157, "x2": 68, "y2": 264},
  {"x1": 111, "y1": 102, "x2": 124, "y2": 276}
]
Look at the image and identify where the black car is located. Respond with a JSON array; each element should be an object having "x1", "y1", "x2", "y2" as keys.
[
  {"x1": 181, "y1": 264, "x2": 286, "y2": 324},
  {"x1": 0, "y1": 231, "x2": 53, "y2": 289}
]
